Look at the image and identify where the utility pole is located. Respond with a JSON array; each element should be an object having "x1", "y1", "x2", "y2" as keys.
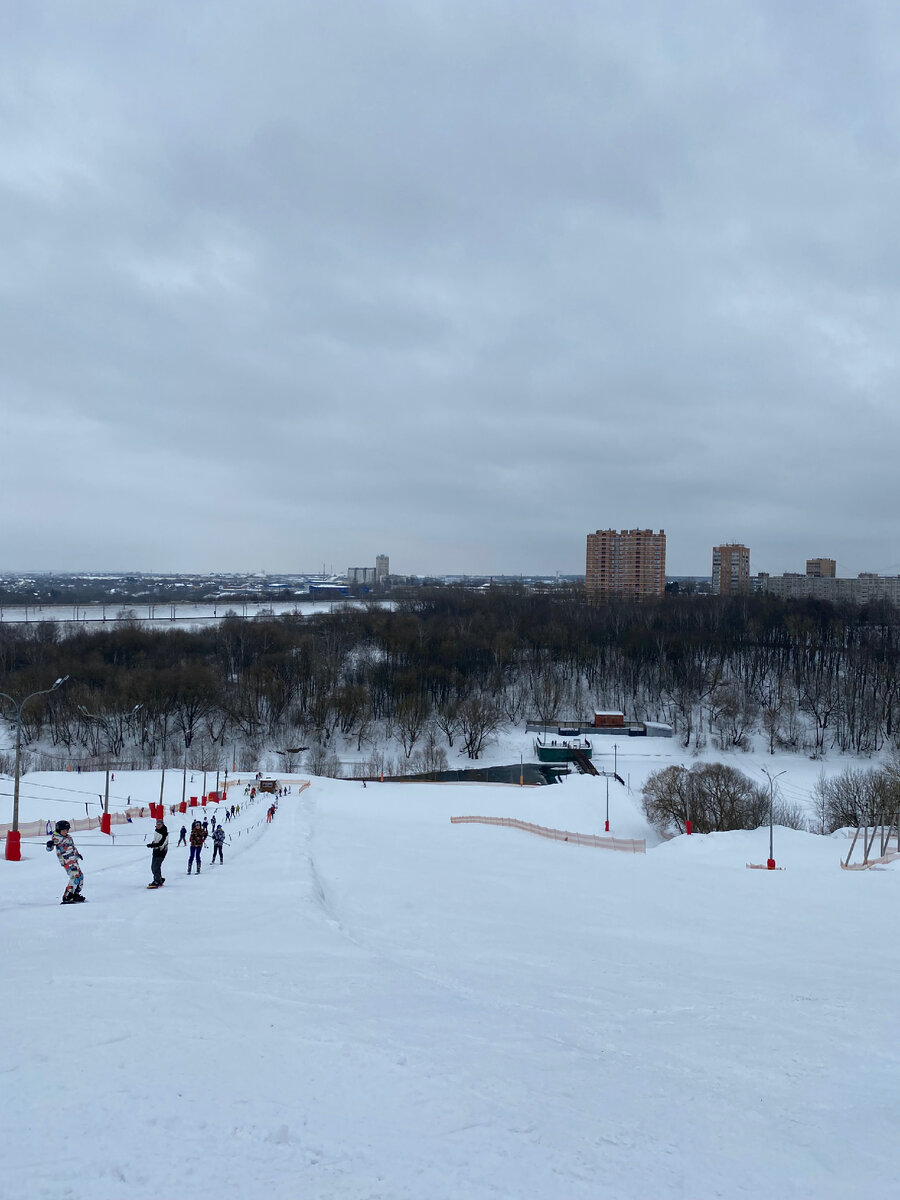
[
  {"x1": 681, "y1": 765, "x2": 692, "y2": 835},
  {"x1": 80, "y1": 702, "x2": 140, "y2": 834},
  {"x1": 761, "y1": 767, "x2": 786, "y2": 869},
  {"x1": 1, "y1": 676, "x2": 69, "y2": 860}
]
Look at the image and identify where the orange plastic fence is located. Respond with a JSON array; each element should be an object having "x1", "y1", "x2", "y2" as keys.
[
  {"x1": 2, "y1": 807, "x2": 156, "y2": 837},
  {"x1": 450, "y1": 815, "x2": 645, "y2": 853},
  {"x1": 840, "y1": 850, "x2": 900, "y2": 870}
]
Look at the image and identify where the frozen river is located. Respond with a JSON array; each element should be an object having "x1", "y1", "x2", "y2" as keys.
[{"x1": 0, "y1": 597, "x2": 382, "y2": 632}]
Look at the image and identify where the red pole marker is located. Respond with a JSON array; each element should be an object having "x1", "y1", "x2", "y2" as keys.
[
  {"x1": 685, "y1": 820, "x2": 692, "y2": 835},
  {"x1": 100, "y1": 813, "x2": 111, "y2": 835}
]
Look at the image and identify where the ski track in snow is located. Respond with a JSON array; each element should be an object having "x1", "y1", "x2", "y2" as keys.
[{"x1": 2, "y1": 764, "x2": 899, "y2": 1199}]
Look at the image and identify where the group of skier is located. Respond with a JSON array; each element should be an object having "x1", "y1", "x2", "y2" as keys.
[
  {"x1": 45, "y1": 810, "x2": 231, "y2": 902},
  {"x1": 155, "y1": 817, "x2": 227, "y2": 884}
]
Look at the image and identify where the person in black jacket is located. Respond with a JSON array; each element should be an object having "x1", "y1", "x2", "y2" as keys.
[
  {"x1": 211, "y1": 823, "x2": 226, "y2": 865},
  {"x1": 147, "y1": 819, "x2": 168, "y2": 888}
]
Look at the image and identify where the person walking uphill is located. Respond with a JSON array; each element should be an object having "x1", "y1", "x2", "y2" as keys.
[
  {"x1": 147, "y1": 818, "x2": 168, "y2": 888},
  {"x1": 46, "y1": 820, "x2": 85, "y2": 904},
  {"x1": 187, "y1": 820, "x2": 207, "y2": 875}
]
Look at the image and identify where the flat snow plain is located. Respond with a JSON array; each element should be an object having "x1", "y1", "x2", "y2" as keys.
[{"x1": 1, "y1": 738, "x2": 898, "y2": 1199}]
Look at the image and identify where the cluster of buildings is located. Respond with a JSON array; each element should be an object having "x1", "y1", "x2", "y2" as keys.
[
  {"x1": 346, "y1": 555, "x2": 390, "y2": 588},
  {"x1": 754, "y1": 561, "x2": 900, "y2": 605},
  {"x1": 707, "y1": 547, "x2": 900, "y2": 604},
  {"x1": 584, "y1": 532, "x2": 900, "y2": 605}
]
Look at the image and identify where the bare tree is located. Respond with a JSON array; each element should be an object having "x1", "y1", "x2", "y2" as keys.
[
  {"x1": 459, "y1": 694, "x2": 501, "y2": 760},
  {"x1": 642, "y1": 762, "x2": 770, "y2": 834},
  {"x1": 436, "y1": 700, "x2": 460, "y2": 748},
  {"x1": 396, "y1": 692, "x2": 431, "y2": 758}
]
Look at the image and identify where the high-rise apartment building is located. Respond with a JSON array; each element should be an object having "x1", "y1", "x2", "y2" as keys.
[
  {"x1": 712, "y1": 544, "x2": 751, "y2": 595},
  {"x1": 806, "y1": 558, "x2": 836, "y2": 578},
  {"x1": 375, "y1": 554, "x2": 390, "y2": 581},
  {"x1": 585, "y1": 529, "x2": 666, "y2": 600}
]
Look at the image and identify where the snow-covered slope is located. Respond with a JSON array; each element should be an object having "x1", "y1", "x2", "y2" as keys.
[{"x1": 1, "y1": 768, "x2": 897, "y2": 1199}]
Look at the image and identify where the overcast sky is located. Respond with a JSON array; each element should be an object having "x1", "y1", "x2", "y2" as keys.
[{"x1": 3, "y1": 1, "x2": 900, "y2": 578}]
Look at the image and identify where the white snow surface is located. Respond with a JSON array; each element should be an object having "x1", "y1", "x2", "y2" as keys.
[{"x1": 2, "y1": 745, "x2": 898, "y2": 1199}]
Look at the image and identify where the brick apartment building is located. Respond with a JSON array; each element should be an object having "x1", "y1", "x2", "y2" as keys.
[
  {"x1": 806, "y1": 558, "x2": 836, "y2": 578},
  {"x1": 712, "y1": 543, "x2": 751, "y2": 595},
  {"x1": 585, "y1": 529, "x2": 666, "y2": 600}
]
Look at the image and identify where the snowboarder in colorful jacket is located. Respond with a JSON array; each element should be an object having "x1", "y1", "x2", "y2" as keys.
[{"x1": 46, "y1": 820, "x2": 85, "y2": 903}]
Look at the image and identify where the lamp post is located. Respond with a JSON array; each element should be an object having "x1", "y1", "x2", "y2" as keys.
[
  {"x1": 1, "y1": 676, "x2": 69, "y2": 860},
  {"x1": 681, "y1": 764, "x2": 692, "y2": 835},
  {"x1": 761, "y1": 767, "x2": 786, "y2": 870}
]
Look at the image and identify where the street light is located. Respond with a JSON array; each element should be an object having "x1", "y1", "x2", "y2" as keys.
[
  {"x1": 761, "y1": 767, "x2": 786, "y2": 870},
  {"x1": 1, "y1": 676, "x2": 69, "y2": 860},
  {"x1": 680, "y1": 763, "x2": 692, "y2": 835}
]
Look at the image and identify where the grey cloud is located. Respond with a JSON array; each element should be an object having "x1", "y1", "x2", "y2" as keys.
[{"x1": 3, "y1": 1, "x2": 900, "y2": 575}]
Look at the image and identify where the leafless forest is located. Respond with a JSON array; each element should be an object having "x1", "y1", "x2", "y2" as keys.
[{"x1": 2, "y1": 589, "x2": 899, "y2": 780}]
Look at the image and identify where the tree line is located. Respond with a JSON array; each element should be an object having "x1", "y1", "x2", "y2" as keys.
[{"x1": 1, "y1": 588, "x2": 899, "y2": 775}]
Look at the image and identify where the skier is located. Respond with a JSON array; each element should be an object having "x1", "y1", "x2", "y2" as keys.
[
  {"x1": 187, "y1": 821, "x2": 207, "y2": 874},
  {"x1": 147, "y1": 817, "x2": 168, "y2": 888},
  {"x1": 177, "y1": 824, "x2": 187, "y2": 846},
  {"x1": 46, "y1": 820, "x2": 85, "y2": 904},
  {"x1": 211, "y1": 824, "x2": 226, "y2": 865}
]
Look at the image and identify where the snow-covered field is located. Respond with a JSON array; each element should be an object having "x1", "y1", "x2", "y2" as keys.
[{"x1": 2, "y1": 737, "x2": 898, "y2": 1199}]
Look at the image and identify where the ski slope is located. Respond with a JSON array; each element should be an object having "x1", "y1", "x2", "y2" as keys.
[{"x1": 1, "y1": 768, "x2": 898, "y2": 1199}]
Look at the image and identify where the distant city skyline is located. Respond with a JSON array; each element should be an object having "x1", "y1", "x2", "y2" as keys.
[{"x1": 6, "y1": 534, "x2": 900, "y2": 581}]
